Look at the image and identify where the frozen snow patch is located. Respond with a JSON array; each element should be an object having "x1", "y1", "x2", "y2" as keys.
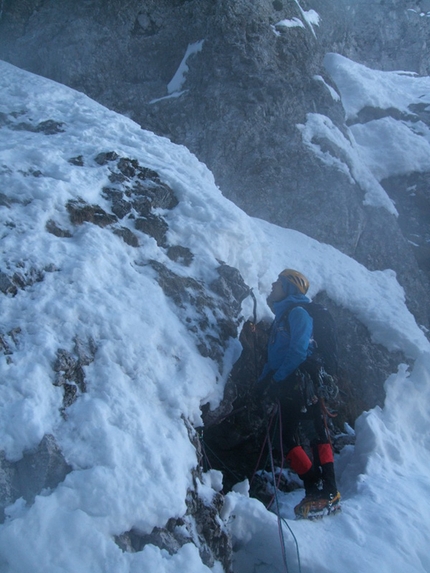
[
  {"x1": 150, "y1": 40, "x2": 204, "y2": 104},
  {"x1": 167, "y1": 40, "x2": 204, "y2": 95},
  {"x1": 325, "y1": 53, "x2": 430, "y2": 121},
  {"x1": 297, "y1": 113, "x2": 398, "y2": 214},
  {"x1": 313, "y1": 74, "x2": 341, "y2": 101},
  {"x1": 275, "y1": 17, "x2": 305, "y2": 29}
]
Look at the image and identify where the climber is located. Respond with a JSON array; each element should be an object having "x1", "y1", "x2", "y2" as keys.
[{"x1": 256, "y1": 269, "x2": 341, "y2": 520}]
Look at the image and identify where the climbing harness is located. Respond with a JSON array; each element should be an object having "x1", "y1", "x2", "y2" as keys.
[{"x1": 316, "y1": 367, "x2": 339, "y2": 402}]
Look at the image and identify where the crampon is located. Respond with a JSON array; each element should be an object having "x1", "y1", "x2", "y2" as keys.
[{"x1": 294, "y1": 491, "x2": 341, "y2": 520}]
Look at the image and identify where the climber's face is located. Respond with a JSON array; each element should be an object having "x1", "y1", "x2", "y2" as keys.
[{"x1": 266, "y1": 278, "x2": 284, "y2": 309}]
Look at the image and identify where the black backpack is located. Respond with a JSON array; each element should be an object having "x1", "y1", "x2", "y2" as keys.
[{"x1": 283, "y1": 302, "x2": 339, "y2": 377}]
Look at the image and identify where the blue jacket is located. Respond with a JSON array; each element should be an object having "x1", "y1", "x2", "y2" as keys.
[{"x1": 260, "y1": 294, "x2": 313, "y2": 383}]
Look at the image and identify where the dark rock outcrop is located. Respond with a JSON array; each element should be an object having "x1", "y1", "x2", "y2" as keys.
[
  {"x1": 53, "y1": 337, "x2": 97, "y2": 412},
  {"x1": 0, "y1": 264, "x2": 58, "y2": 296},
  {"x1": 149, "y1": 260, "x2": 249, "y2": 367},
  {"x1": 0, "y1": 435, "x2": 72, "y2": 523}
]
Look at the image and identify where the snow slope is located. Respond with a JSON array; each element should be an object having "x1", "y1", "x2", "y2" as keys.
[{"x1": 0, "y1": 59, "x2": 430, "y2": 573}]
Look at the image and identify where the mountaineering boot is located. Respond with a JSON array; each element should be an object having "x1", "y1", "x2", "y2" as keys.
[
  {"x1": 300, "y1": 467, "x2": 321, "y2": 498},
  {"x1": 294, "y1": 490, "x2": 341, "y2": 520},
  {"x1": 315, "y1": 444, "x2": 337, "y2": 494},
  {"x1": 320, "y1": 461, "x2": 338, "y2": 497},
  {"x1": 294, "y1": 444, "x2": 341, "y2": 520}
]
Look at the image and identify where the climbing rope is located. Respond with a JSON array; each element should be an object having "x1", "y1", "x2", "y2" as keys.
[
  {"x1": 266, "y1": 410, "x2": 290, "y2": 572},
  {"x1": 250, "y1": 405, "x2": 278, "y2": 485},
  {"x1": 250, "y1": 404, "x2": 302, "y2": 573},
  {"x1": 266, "y1": 405, "x2": 302, "y2": 573},
  {"x1": 199, "y1": 435, "x2": 244, "y2": 485},
  {"x1": 249, "y1": 288, "x2": 260, "y2": 387}
]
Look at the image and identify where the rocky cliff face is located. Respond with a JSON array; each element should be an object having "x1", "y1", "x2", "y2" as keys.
[
  {"x1": 1, "y1": 4, "x2": 430, "y2": 567},
  {"x1": 1, "y1": 1, "x2": 428, "y2": 321},
  {"x1": 0, "y1": 0, "x2": 429, "y2": 481}
]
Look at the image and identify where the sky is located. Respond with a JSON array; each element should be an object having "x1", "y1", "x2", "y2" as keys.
[{"x1": 0, "y1": 43, "x2": 430, "y2": 573}]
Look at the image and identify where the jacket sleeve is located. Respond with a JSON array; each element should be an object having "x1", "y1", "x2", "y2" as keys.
[{"x1": 272, "y1": 307, "x2": 313, "y2": 382}]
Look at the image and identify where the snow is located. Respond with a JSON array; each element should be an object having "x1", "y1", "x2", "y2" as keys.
[
  {"x1": 275, "y1": 18, "x2": 305, "y2": 30},
  {"x1": 299, "y1": 53, "x2": 430, "y2": 211},
  {"x1": 350, "y1": 117, "x2": 430, "y2": 181},
  {"x1": 405, "y1": 8, "x2": 430, "y2": 18},
  {"x1": 297, "y1": 113, "x2": 398, "y2": 214},
  {"x1": 274, "y1": 1, "x2": 320, "y2": 36},
  {"x1": 151, "y1": 40, "x2": 204, "y2": 103},
  {"x1": 294, "y1": 0, "x2": 320, "y2": 38},
  {"x1": 324, "y1": 53, "x2": 430, "y2": 185},
  {"x1": 167, "y1": 40, "x2": 204, "y2": 95},
  {"x1": 313, "y1": 75, "x2": 341, "y2": 101},
  {"x1": 324, "y1": 54, "x2": 430, "y2": 122},
  {"x1": 301, "y1": 9, "x2": 320, "y2": 28},
  {"x1": 1, "y1": 56, "x2": 430, "y2": 573}
]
